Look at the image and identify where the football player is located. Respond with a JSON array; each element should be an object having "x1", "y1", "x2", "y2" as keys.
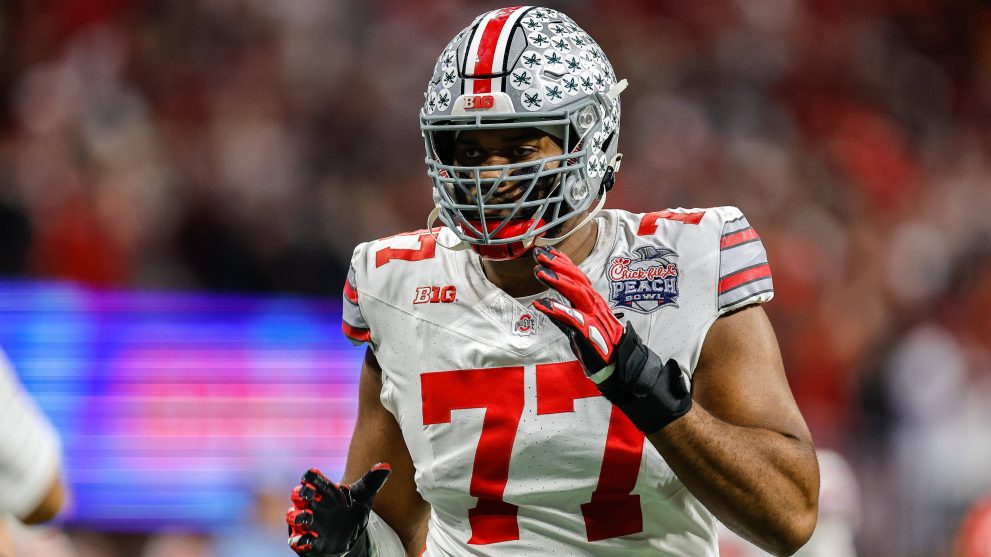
[
  {"x1": 0, "y1": 347, "x2": 66, "y2": 556},
  {"x1": 287, "y1": 6, "x2": 819, "y2": 557}
]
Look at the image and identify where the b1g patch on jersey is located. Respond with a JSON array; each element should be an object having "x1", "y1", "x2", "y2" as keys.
[
  {"x1": 608, "y1": 245, "x2": 680, "y2": 314},
  {"x1": 413, "y1": 285, "x2": 457, "y2": 304}
]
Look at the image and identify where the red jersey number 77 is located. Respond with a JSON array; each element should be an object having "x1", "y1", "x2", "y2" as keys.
[{"x1": 421, "y1": 361, "x2": 645, "y2": 545}]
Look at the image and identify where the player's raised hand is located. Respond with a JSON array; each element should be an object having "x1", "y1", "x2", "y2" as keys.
[
  {"x1": 287, "y1": 464, "x2": 391, "y2": 557},
  {"x1": 531, "y1": 245, "x2": 624, "y2": 376},
  {"x1": 533, "y1": 245, "x2": 692, "y2": 433}
]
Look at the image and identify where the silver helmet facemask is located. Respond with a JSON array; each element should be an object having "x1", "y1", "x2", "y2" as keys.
[{"x1": 419, "y1": 6, "x2": 626, "y2": 251}]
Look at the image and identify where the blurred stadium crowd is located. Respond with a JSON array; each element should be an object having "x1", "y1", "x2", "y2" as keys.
[{"x1": 2, "y1": 0, "x2": 991, "y2": 556}]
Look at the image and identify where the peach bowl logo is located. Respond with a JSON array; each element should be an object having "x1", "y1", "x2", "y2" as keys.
[{"x1": 608, "y1": 246, "x2": 679, "y2": 314}]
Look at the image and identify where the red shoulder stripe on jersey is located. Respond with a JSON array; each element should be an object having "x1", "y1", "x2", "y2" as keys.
[
  {"x1": 343, "y1": 280, "x2": 359, "y2": 304},
  {"x1": 718, "y1": 263, "x2": 772, "y2": 294},
  {"x1": 720, "y1": 227, "x2": 759, "y2": 250},
  {"x1": 637, "y1": 210, "x2": 706, "y2": 235},
  {"x1": 473, "y1": 7, "x2": 523, "y2": 93},
  {"x1": 342, "y1": 321, "x2": 370, "y2": 342}
]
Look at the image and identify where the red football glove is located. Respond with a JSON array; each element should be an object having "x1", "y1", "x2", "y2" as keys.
[
  {"x1": 287, "y1": 464, "x2": 391, "y2": 557},
  {"x1": 531, "y1": 245, "x2": 625, "y2": 376},
  {"x1": 533, "y1": 245, "x2": 692, "y2": 433}
]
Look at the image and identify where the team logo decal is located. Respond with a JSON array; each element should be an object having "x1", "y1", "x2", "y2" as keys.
[
  {"x1": 414, "y1": 285, "x2": 457, "y2": 304},
  {"x1": 520, "y1": 88, "x2": 544, "y2": 111},
  {"x1": 462, "y1": 94, "x2": 495, "y2": 110},
  {"x1": 608, "y1": 246, "x2": 680, "y2": 314},
  {"x1": 514, "y1": 312, "x2": 536, "y2": 336},
  {"x1": 510, "y1": 69, "x2": 534, "y2": 90},
  {"x1": 520, "y1": 51, "x2": 543, "y2": 69}
]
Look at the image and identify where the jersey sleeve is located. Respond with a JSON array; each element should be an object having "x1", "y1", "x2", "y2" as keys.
[
  {"x1": 342, "y1": 243, "x2": 372, "y2": 345},
  {"x1": 716, "y1": 208, "x2": 774, "y2": 315}
]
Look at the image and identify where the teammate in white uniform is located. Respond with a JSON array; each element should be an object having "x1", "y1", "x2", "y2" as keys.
[
  {"x1": 0, "y1": 348, "x2": 66, "y2": 554},
  {"x1": 287, "y1": 7, "x2": 819, "y2": 557}
]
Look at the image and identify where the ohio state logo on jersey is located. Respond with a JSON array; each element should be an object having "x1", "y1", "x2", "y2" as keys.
[
  {"x1": 513, "y1": 312, "x2": 536, "y2": 336},
  {"x1": 608, "y1": 245, "x2": 680, "y2": 314}
]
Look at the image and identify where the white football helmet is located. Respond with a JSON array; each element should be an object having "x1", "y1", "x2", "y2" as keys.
[{"x1": 420, "y1": 6, "x2": 626, "y2": 260}]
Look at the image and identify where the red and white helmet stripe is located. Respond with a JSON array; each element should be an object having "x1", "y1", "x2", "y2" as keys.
[{"x1": 463, "y1": 6, "x2": 530, "y2": 94}]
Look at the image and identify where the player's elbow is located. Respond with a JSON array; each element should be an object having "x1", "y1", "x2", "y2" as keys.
[
  {"x1": 767, "y1": 448, "x2": 821, "y2": 556},
  {"x1": 765, "y1": 503, "x2": 818, "y2": 557}
]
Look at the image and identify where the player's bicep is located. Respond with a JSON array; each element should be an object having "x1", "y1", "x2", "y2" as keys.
[
  {"x1": 343, "y1": 348, "x2": 428, "y2": 554},
  {"x1": 691, "y1": 306, "x2": 811, "y2": 443}
]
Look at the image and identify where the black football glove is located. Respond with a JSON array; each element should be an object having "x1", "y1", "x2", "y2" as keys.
[
  {"x1": 532, "y1": 245, "x2": 692, "y2": 434},
  {"x1": 287, "y1": 464, "x2": 391, "y2": 557}
]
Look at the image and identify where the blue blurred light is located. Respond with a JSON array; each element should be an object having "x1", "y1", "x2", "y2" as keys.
[{"x1": 0, "y1": 280, "x2": 363, "y2": 532}]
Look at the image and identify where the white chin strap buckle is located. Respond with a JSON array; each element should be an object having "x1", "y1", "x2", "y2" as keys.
[
  {"x1": 607, "y1": 79, "x2": 628, "y2": 101},
  {"x1": 426, "y1": 207, "x2": 470, "y2": 252},
  {"x1": 533, "y1": 174, "x2": 613, "y2": 248}
]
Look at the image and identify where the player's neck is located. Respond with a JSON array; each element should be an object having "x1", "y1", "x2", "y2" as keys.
[{"x1": 480, "y1": 220, "x2": 599, "y2": 299}]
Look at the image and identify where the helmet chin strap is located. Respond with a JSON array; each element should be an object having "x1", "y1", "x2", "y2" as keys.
[
  {"x1": 426, "y1": 206, "x2": 471, "y2": 251},
  {"x1": 529, "y1": 187, "x2": 607, "y2": 248},
  {"x1": 607, "y1": 78, "x2": 629, "y2": 101},
  {"x1": 531, "y1": 152, "x2": 622, "y2": 248}
]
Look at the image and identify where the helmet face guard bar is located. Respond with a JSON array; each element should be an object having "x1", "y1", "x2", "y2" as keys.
[
  {"x1": 421, "y1": 100, "x2": 600, "y2": 246},
  {"x1": 431, "y1": 156, "x2": 576, "y2": 243}
]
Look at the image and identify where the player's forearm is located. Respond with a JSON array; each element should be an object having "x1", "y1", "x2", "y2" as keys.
[{"x1": 648, "y1": 403, "x2": 819, "y2": 556}]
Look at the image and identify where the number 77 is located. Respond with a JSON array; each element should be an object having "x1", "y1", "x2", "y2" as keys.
[{"x1": 421, "y1": 361, "x2": 645, "y2": 545}]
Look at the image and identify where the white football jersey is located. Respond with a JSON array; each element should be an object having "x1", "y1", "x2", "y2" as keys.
[{"x1": 342, "y1": 207, "x2": 773, "y2": 557}]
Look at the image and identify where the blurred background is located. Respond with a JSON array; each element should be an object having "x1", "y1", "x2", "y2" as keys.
[{"x1": 1, "y1": 0, "x2": 990, "y2": 555}]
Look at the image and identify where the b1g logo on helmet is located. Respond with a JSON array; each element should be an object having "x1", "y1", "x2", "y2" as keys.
[
  {"x1": 608, "y1": 246, "x2": 680, "y2": 314},
  {"x1": 462, "y1": 94, "x2": 495, "y2": 110}
]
